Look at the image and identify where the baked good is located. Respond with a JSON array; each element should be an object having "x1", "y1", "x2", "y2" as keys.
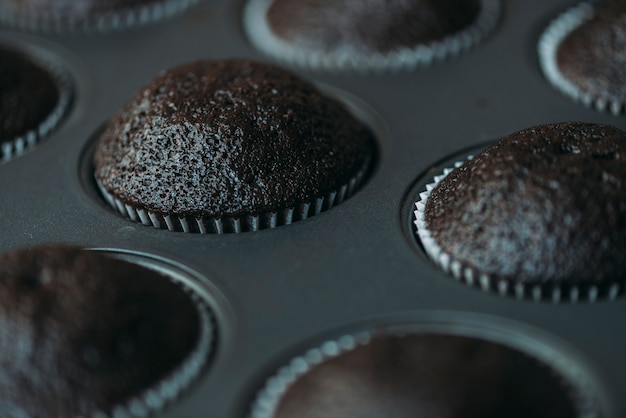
[
  {"x1": 0, "y1": 0, "x2": 199, "y2": 32},
  {"x1": 93, "y1": 59, "x2": 375, "y2": 233},
  {"x1": 418, "y1": 122, "x2": 626, "y2": 300},
  {"x1": 262, "y1": 334, "x2": 580, "y2": 418},
  {"x1": 0, "y1": 45, "x2": 65, "y2": 159},
  {"x1": 266, "y1": 0, "x2": 482, "y2": 54},
  {"x1": 539, "y1": 0, "x2": 626, "y2": 113},
  {"x1": 243, "y1": 0, "x2": 501, "y2": 71},
  {"x1": 556, "y1": 0, "x2": 626, "y2": 103},
  {"x1": 0, "y1": 245, "x2": 211, "y2": 417}
]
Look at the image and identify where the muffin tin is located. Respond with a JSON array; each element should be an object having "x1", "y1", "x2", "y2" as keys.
[{"x1": 1, "y1": 0, "x2": 625, "y2": 416}]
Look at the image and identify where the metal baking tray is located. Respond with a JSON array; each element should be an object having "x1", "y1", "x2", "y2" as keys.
[{"x1": 1, "y1": 0, "x2": 625, "y2": 416}]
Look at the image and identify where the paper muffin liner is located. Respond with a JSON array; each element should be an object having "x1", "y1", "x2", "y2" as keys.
[
  {"x1": 249, "y1": 326, "x2": 601, "y2": 418},
  {"x1": 88, "y1": 251, "x2": 216, "y2": 418},
  {"x1": 413, "y1": 157, "x2": 625, "y2": 303},
  {"x1": 538, "y1": 2, "x2": 625, "y2": 116},
  {"x1": 95, "y1": 154, "x2": 372, "y2": 233},
  {"x1": 0, "y1": 0, "x2": 201, "y2": 33},
  {"x1": 0, "y1": 43, "x2": 73, "y2": 164},
  {"x1": 243, "y1": 0, "x2": 501, "y2": 73}
]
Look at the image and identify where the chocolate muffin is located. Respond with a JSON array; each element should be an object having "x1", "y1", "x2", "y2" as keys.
[
  {"x1": 253, "y1": 333, "x2": 587, "y2": 418},
  {"x1": 416, "y1": 122, "x2": 626, "y2": 301},
  {"x1": 0, "y1": 45, "x2": 69, "y2": 161},
  {"x1": 0, "y1": 246, "x2": 213, "y2": 417},
  {"x1": 268, "y1": 0, "x2": 480, "y2": 53},
  {"x1": 243, "y1": 0, "x2": 501, "y2": 71},
  {"x1": 539, "y1": 0, "x2": 626, "y2": 114},
  {"x1": 93, "y1": 59, "x2": 375, "y2": 233},
  {"x1": 0, "y1": 0, "x2": 199, "y2": 32}
]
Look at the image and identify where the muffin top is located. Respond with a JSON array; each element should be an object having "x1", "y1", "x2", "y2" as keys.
[
  {"x1": 266, "y1": 0, "x2": 482, "y2": 54},
  {"x1": 0, "y1": 246, "x2": 204, "y2": 417},
  {"x1": 0, "y1": 46, "x2": 60, "y2": 144},
  {"x1": 274, "y1": 334, "x2": 578, "y2": 418},
  {"x1": 94, "y1": 59, "x2": 374, "y2": 218},
  {"x1": 424, "y1": 122, "x2": 626, "y2": 283},
  {"x1": 555, "y1": 0, "x2": 626, "y2": 102}
]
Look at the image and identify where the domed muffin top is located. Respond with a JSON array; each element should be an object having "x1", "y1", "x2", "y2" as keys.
[
  {"x1": 555, "y1": 0, "x2": 626, "y2": 102},
  {"x1": 94, "y1": 59, "x2": 374, "y2": 218},
  {"x1": 424, "y1": 122, "x2": 626, "y2": 283},
  {"x1": 265, "y1": 0, "x2": 482, "y2": 54}
]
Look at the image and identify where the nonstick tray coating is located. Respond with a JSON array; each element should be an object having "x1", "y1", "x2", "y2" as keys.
[{"x1": 1, "y1": 0, "x2": 625, "y2": 416}]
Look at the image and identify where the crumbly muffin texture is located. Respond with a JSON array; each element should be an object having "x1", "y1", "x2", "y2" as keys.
[
  {"x1": 94, "y1": 59, "x2": 374, "y2": 218},
  {"x1": 425, "y1": 122, "x2": 626, "y2": 283},
  {"x1": 556, "y1": 0, "x2": 626, "y2": 102},
  {"x1": 0, "y1": 246, "x2": 201, "y2": 418},
  {"x1": 266, "y1": 0, "x2": 482, "y2": 54},
  {"x1": 0, "y1": 46, "x2": 59, "y2": 144}
]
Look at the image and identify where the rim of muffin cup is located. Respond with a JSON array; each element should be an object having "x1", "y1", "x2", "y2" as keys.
[
  {"x1": 83, "y1": 249, "x2": 217, "y2": 418},
  {"x1": 538, "y1": 2, "x2": 625, "y2": 116},
  {"x1": 249, "y1": 320, "x2": 603, "y2": 418},
  {"x1": 0, "y1": 41, "x2": 73, "y2": 164},
  {"x1": 242, "y1": 0, "x2": 501, "y2": 73},
  {"x1": 94, "y1": 155, "x2": 371, "y2": 233},
  {"x1": 412, "y1": 156, "x2": 625, "y2": 303},
  {"x1": 0, "y1": 0, "x2": 201, "y2": 33}
]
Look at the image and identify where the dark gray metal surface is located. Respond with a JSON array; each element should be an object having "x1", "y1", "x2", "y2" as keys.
[{"x1": 0, "y1": 0, "x2": 625, "y2": 416}]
